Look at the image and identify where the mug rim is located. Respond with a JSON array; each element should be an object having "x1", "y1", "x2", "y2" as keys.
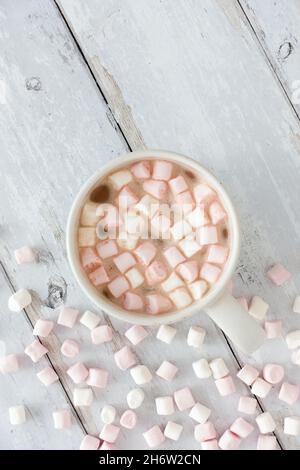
[{"x1": 66, "y1": 149, "x2": 240, "y2": 325}]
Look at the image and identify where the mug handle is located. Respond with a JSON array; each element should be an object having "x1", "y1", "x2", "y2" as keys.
[{"x1": 205, "y1": 291, "x2": 266, "y2": 355}]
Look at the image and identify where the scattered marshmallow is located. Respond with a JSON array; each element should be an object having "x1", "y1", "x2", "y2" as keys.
[
  {"x1": 135, "y1": 194, "x2": 159, "y2": 218},
  {"x1": 100, "y1": 441, "x2": 118, "y2": 450},
  {"x1": 192, "y1": 359, "x2": 212, "y2": 379},
  {"x1": 134, "y1": 242, "x2": 157, "y2": 266},
  {"x1": 230, "y1": 417, "x2": 254, "y2": 438},
  {"x1": 91, "y1": 325, "x2": 113, "y2": 345},
  {"x1": 174, "y1": 387, "x2": 195, "y2": 411},
  {"x1": 14, "y1": 246, "x2": 37, "y2": 264},
  {"x1": 53, "y1": 409, "x2": 72, "y2": 429},
  {"x1": 67, "y1": 362, "x2": 88, "y2": 384},
  {"x1": 264, "y1": 320, "x2": 282, "y2": 339},
  {"x1": 257, "y1": 435, "x2": 277, "y2": 450},
  {"x1": 278, "y1": 382, "x2": 299, "y2": 405},
  {"x1": 130, "y1": 365, "x2": 152, "y2": 385},
  {"x1": 73, "y1": 388, "x2": 93, "y2": 407},
  {"x1": 120, "y1": 410, "x2": 137, "y2": 429},
  {"x1": 101, "y1": 405, "x2": 116, "y2": 424},
  {"x1": 125, "y1": 267, "x2": 144, "y2": 289},
  {"x1": 169, "y1": 175, "x2": 188, "y2": 195},
  {"x1": 194, "y1": 422, "x2": 216, "y2": 442},
  {"x1": 248, "y1": 296, "x2": 269, "y2": 322},
  {"x1": 210, "y1": 358, "x2": 229, "y2": 379},
  {"x1": 238, "y1": 396, "x2": 257, "y2": 415},
  {"x1": 37, "y1": 367, "x2": 58, "y2": 386},
  {"x1": 176, "y1": 260, "x2": 198, "y2": 283},
  {"x1": 80, "y1": 311, "x2": 100, "y2": 330},
  {"x1": 161, "y1": 272, "x2": 184, "y2": 293},
  {"x1": 0, "y1": 354, "x2": 19, "y2": 374},
  {"x1": 143, "y1": 425, "x2": 165, "y2": 448},
  {"x1": 197, "y1": 226, "x2": 218, "y2": 245},
  {"x1": 57, "y1": 306, "x2": 79, "y2": 328},
  {"x1": 178, "y1": 237, "x2": 202, "y2": 258},
  {"x1": 175, "y1": 190, "x2": 195, "y2": 213},
  {"x1": 200, "y1": 263, "x2": 221, "y2": 284},
  {"x1": 170, "y1": 220, "x2": 192, "y2": 241},
  {"x1": 89, "y1": 266, "x2": 109, "y2": 286},
  {"x1": 218, "y1": 430, "x2": 241, "y2": 450},
  {"x1": 81, "y1": 247, "x2": 101, "y2": 271},
  {"x1": 114, "y1": 346, "x2": 137, "y2": 371},
  {"x1": 9, "y1": 405, "x2": 26, "y2": 425},
  {"x1": 291, "y1": 349, "x2": 300, "y2": 365},
  {"x1": 100, "y1": 424, "x2": 120, "y2": 443},
  {"x1": 189, "y1": 402, "x2": 211, "y2": 424},
  {"x1": 187, "y1": 326, "x2": 206, "y2": 348},
  {"x1": 145, "y1": 260, "x2": 168, "y2": 286},
  {"x1": 256, "y1": 412, "x2": 276, "y2": 434},
  {"x1": 86, "y1": 368, "x2": 109, "y2": 389},
  {"x1": 78, "y1": 227, "x2": 96, "y2": 247},
  {"x1": 25, "y1": 339, "x2": 48, "y2": 363},
  {"x1": 109, "y1": 170, "x2": 132, "y2": 190},
  {"x1": 285, "y1": 330, "x2": 300, "y2": 350},
  {"x1": 193, "y1": 184, "x2": 216, "y2": 204},
  {"x1": 215, "y1": 376, "x2": 236, "y2": 396},
  {"x1": 188, "y1": 280, "x2": 208, "y2": 300},
  {"x1": 127, "y1": 388, "x2": 145, "y2": 409},
  {"x1": 96, "y1": 240, "x2": 118, "y2": 259},
  {"x1": 208, "y1": 201, "x2": 227, "y2": 225},
  {"x1": 283, "y1": 416, "x2": 300, "y2": 436},
  {"x1": 201, "y1": 439, "x2": 219, "y2": 450},
  {"x1": 152, "y1": 160, "x2": 173, "y2": 181},
  {"x1": 267, "y1": 263, "x2": 291, "y2": 286},
  {"x1": 164, "y1": 246, "x2": 186, "y2": 268},
  {"x1": 131, "y1": 161, "x2": 151, "y2": 179},
  {"x1": 113, "y1": 252, "x2": 136, "y2": 273},
  {"x1": 125, "y1": 325, "x2": 148, "y2": 345},
  {"x1": 169, "y1": 287, "x2": 192, "y2": 309},
  {"x1": 80, "y1": 435, "x2": 100, "y2": 450},
  {"x1": 8, "y1": 288, "x2": 32, "y2": 312},
  {"x1": 33, "y1": 319, "x2": 54, "y2": 337},
  {"x1": 237, "y1": 364, "x2": 259, "y2": 386},
  {"x1": 146, "y1": 294, "x2": 172, "y2": 314},
  {"x1": 293, "y1": 296, "x2": 300, "y2": 314},
  {"x1": 155, "y1": 396, "x2": 175, "y2": 415},
  {"x1": 207, "y1": 244, "x2": 228, "y2": 265},
  {"x1": 60, "y1": 339, "x2": 79, "y2": 358},
  {"x1": 164, "y1": 421, "x2": 183, "y2": 441},
  {"x1": 143, "y1": 180, "x2": 168, "y2": 200},
  {"x1": 186, "y1": 206, "x2": 209, "y2": 228},
  {"x1": 251, "y1": 378, "x2": 272, "y2": 398},
  {"x1": 156, "y1": 324, "x2": 177, "y2": 344},
  {"x1": 156, "y1": 360, "x2": 178, "y2": 382},
  {"x1": 263, "y1": 364, "x2": 284, "y2": 384},
  {"x1": 123, "y1": 292, "x2": 144, "y2": 311},
  {"x1": 108, "y1": 276, "x2": 130, "y2": 298}
]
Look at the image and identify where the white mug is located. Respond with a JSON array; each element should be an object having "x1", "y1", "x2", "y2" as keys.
[{"x1": 66, "y1": 150, "x2": 266, "y2": 354}]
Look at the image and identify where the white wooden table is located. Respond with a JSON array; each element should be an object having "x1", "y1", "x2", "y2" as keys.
[{"x1": 0, "y1": 0, "x2": 300, "y2": 450}]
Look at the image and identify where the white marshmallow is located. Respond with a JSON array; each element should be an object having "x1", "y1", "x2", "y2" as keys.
[
  {"x1": 73, "y1": 388, "x2": 93, "y2": 407},
  {"x1": 127, "y1": 388, "x2": 145, "y2": 409},
  {"x1": 284, "y1": 416, "x2": 300, "y2": 436},
  {"x1": 9, "y1": 405, "x2": 26, "y2": 425},
  {"x1": 187, "y1": 326, "x2": 206, "y2": 348},
  {"x1": 169, "y1": 287, "x2": 192, "y2": 309},
  {"x1": 256, "y1": 412, "x2": 276, "y2": 434},
  {"x1": 53, "y1": 409, "x2": 72, "y2": 429},
  {"x1": 156, "y1": 396, "x2": 175, "y2": 416},
  {"x1": 293, "y1": 296, "x2": 300, "y2": 314},
  {"x1": 79, "y1": 311, "x2": 100, "y2": 330},
  {"x1": 186, "y1": 206, "x2": 208, "y2": 228},
  {"x1": 248, "y1": 296, "x2": 269, "y2": 321},
  {"x1": 161, "y1": 272, "x2": 184, "y2": 293},
  {"x1": 178, "y1": 237, "x2": 202, "y2": 258},
  {"x1": 192, "y1": 359, "x2": 212, "y2": 379},
  {"x1": 187, "y1": 280, "x2": 208, "y2": 300},
  {"x1": 78, "y1": 227, "x2": 96, "y2": 246},
  {"x1": 135, "y1": 195, "x2": 159, "y2": 217},
  {"x1": 117, "y1": 235, "x2": 138, "y2": 251},
  {"x1": 170, "y1": 220, "x2": 192, "y2": 241},
  {"x1": 130, "y1": 365, "x2": 152, "y2": 385},
  {"x1": 291, "y1": 349, "x2": 300, "y2": 365},
  {"x1": 101, "y1": 405, "x2": 116, "y2": 424},
  {"x1": 164, "y1": 421, "x2": 183, "y2": 441},
  {"x1": 286, "y1": 330, "x2": 300, "y2": 350},
  {"x1": 251, "y1": 378, "x2": 272, "y2": 398},
  {"x1": 8, "y1": 289, "x2": 32, "y2": 312},
  {"x1": 125, "y1": 267, "x2": 144, "y2": 289},
  {"x1": 189, "y1": 402, "x2": 211, "y2": 424},
  {"x1": 156, "y1": 324, "x2": 177, "y2": 344},
  {"x1": 108, "y1": 170, "x2": 132, "y2": 190},
  {"x1": 209, "y1": 358, "x2": 229, "y2": 379}
]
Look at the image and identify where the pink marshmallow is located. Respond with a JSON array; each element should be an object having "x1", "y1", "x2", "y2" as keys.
[
  {"x1": 37, "y1": 366, "x2": 58, "y2": 386},
  {"x1": 99, "y1": 424, "x2": 120, "y2": 443},
  {"x1": 33, "y1": 319, "x2": 54, "y2": 338},
  {"x1": 237, "y1": 297, "x2": 248, "y2": 310},
  {"x1": 57, "y1": 306, "x2": 79, "y2": 328},
  {"x1": 264, "y1": 320, "x2": 282, "y2": 339},
  {"x1": 218, "y1": 430, "x2": 241, "y2": 450},
  {"x1": 120, "y1": 410, "x2": 137, "y2": 429},
  {"x1": 86, "y1": 368, "x2": 109, "y2": 388},
  {"x1": 169, "y1": 175, "x2": 188, "y2": 195},
  {"x1": 123, "y1": 292, "x2": 144, "y2": 311},
  {"x1": 193, "y1": 184, "x2": 216, "y2": 204},
  {"x1": 207, "y1": 244, "x2": 229, "y2": 265},
  {"x1": 53, "y1": 409, "x2": 72, "y2": 429},
  {"x1": 257, "y1": 435, "x2": 277, "y2": 450},
  {"x1": 125, "y1": 325, "x2": 149, "y2": 345},
  {"x1": 131, "y1": 161, "x2": 151, "y2": 179},
  {"x1": 200, "y1": 263, "x2": 221, "y2": 284},
  {"x1": 156, "y1": 360, "x2": 178, "y2": 381},
  {"x1": 174, "y1": 387, "x2": 195, "y2": 411},
  {"x1": 91, "y1": 325, "x2": 113, "y2": 344},
  {"x1": 197, "y1": 225, "x2": 218, "y2": 245},
  {"x1": 176, "y1": 260, "x2": 198, "y2": 283},
  {"x1": 278, "y1": 382, "x2": 299, "y2": 405},
  {"x1": 201, "y1": 439, "x2": 219, "y2": 450},
  {"x1": 164, "y1": 246, "x2": 186, "y2": 268},
  {"x1": 251, "y1": 378, "x2": 272, "y2": 398},
  {"x1": 267, "y1": 263, "x2": 291, "y2": 286},
  {"x1": 0, "y1": 354, "x2": 19, "y2": 374},
  {"x1": 96, "y1": 240, "x2": 118, "y2": 259},
  {"x1": 194, "y1": 422, "x2": 217, "y2": 442},
  {"x1": 230, "y1": 417, "x2": 254, "y2": 438},
  {"x1": 143, "y1": 425, "x2": 165, "y2": 448},
  {"x1": 113, "y1": 252, "x2": 136, "y2": 273},
  {"x1": 25, "y1": 339, "x2": 48, "y2": 363},
  {"x1": 145, "y1": 260, "x2": 168, "y2": 285},
  {"x1": 215, "y1": 376, "x2": 236, "y2": 396},
  {"x1": 14, "y1": 246, "x2": 37, "y2": 264},
  {"x1": 80, "y1": 247, "x2": 102, "y2": 271},
  {"x1": 151, "y1": 214, "x2": 171, "y2": 236},
  {"x1": 88, "y1": 266, "x2": 109, "y2": 287},
  {"x1": 152, "y1": 160, "x2": 173, "y2": 181},
  {"x1": 208, "y1": 201, "x2": 227, "y2": 225},
  {"x1": 114, "y1": 346, "x2": 137, "y2": 370},
  {"x1": 238, "y1": 396, "x2": 257, "y2": 415},
  {"x1": 237, "y1": 364, "x2": 259, "y2": 386},
  {"x1": 80, "y1": 434, "x2": 100, "y2": 450},
  {"x1": 146, "y1": 294, "x2": 172, "y2": 314},
  {"x1": 175, "y1": 190, "x2": 195, "y2": 213},
  {"x1": 67, "y1": 362, "x2": 89, "y2": 384},
  {"x1": 143, "y1": 180, "x2": 168, "y2": 200},
  {"x1": 134, "y1": 242, "x2": 157, "y2": 266},
  {"x1": 118, "y1": 185, "x2": 139, "y2": 208},
  {"x1": 108, "y1": 275, "x2": 130, "y2": 298},
  {"x1": 60, "y1": 339, "x2": 79, "y2": 358},
  {"x1": 100, "y1": 442, "x2": 118, "y2": 450},
  {"x1": 263, "y1": 364, "x2": 284, "y2": 384}
]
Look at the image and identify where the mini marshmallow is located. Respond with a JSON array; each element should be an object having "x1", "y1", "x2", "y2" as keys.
[
  {"x1": 176, "y1": 260, "x2": 198, "y2": 283},
  {"x1": 264, "y1": 320, "x2": 282, "y2": 339},
  {"x1": 248, "y1": 296, "x2": 269, "y2": 322},
  {"x1": 208, "y1": 201, "x2": 227, "y2": 225},
  {"x1": 257, "y1": 435, "x2": 277, "y2": 450},
  {"x1": 9, "y1": 405, "x2": 26, "y2": 425},
  {"x1": 80, "y1": 435, "x2": 100, "y2": 450},
  {"x1": 293, "y1": 296, "x2": 300, "y2": 314},
  {"x1": 284, "y1": 416, "x2": 300, "y2": 436},
  {"x1": 60, "y1": 339, "x2": 79, "y2": 358},
  {"x1": 267, "y1": 263, "x2": 291, "y2": 286},
  {"x1": 218, "y1": 430, "x2": 241, "y2": 450},
  {"x1": 78, "y1": 227, "x2": 96, "y2": 247},
  {"x1": 197, "y1": 225, "x2": 218, "y2": 245},
  {"x1": 164, "y1": 246, "x2": 186, "y2": 268},
  {"x1": 164, "y1": 421, "x2": 183, "y2": 441},
  {"x1": 143, "y1": 180, "x2": 168, "y2": 200},
  {"x1": 237, "y1": 297, "x2": 248, "y2": 310},
  {"x1": 285, "y1": 330, "x2": 300, "y2": 350},
  {"x1": 238, "y1": 396, "x2": 257, "y2": 415},
  {"x1": 230, "y1": 417, "x2": 254, "y2": 438},
  {"x1": 96, "y1": 240, "x2": 118, "y2": 259},
  {"x1": 101, "y1": 405, "x2": 116, "y2": 424},
  {"x1": 145, "y1": 260, "x2": 168, "y2": 286},
  {"x1": 81, "y1": 201, "x2": 99, "y2": 225},
  {"x1": 117, "y1": 235, "x2": 138, "y2": 251},
  {"x1": 108, "y1": 276, "x2": 130, "y2": 298},
  {"x1": 156, "y1": 324, "x2": 177, "y2": 344},
  {"x1": 100, "y1": 424, "x2": 120, "y2": 443},
  {"x1": 207, "y1": 244, "x2": 228, "y2": 265},
  {"x1": 237, "y1": 364, "x2": 259, "y2": 386},
  {"x1": 37, "y1": 367, "x2": 58, "y2": 386},
  {"x1": 131, "y1": 161, "x2": 151, "y2": 179},
  {"x1": 186, "y1": 206, "x2": 209, "y2": 228},
  {"x1": 53, "y1": 409, "x2": 72, "y2": 429},
  {"x1": 152, "y1": 160, "x2": 173, "y2": 181},
  {"x1": 134, "y1": 241, "x2": 157, "y2": 266},
  {"x1": 109, "y1": 170, "x2": 132, "y2": 190},
  {"x1": 125, "y1": 267, "x2": 144, "y2": 289},
  {"x1": 113, "y1": 252, "x2": 136, "y2": 273},
  {"x1": 80, "y1": 311, "x2": 100, "y2": 330},
  {"x1": 175, "y1": 190, "x2": 195, "y2": 213},
  {"x1": 86, "y1": 368, "x2": 108, "y2": 388},
  {"x1": 156, "y1": 396, "x2": 175, "y2": 415},
  {"x1": 91, "y1": 325, "x2": 113, "y2": 345},
  {"x1": 125, "y1": 325, "x2": 149, "y2": 345},
  {"x1": 174, "y1": 387, "x2": 195, "y2": 411},
  {"x1": 170, "y1": 220, "x2": 192, "y2": 241},
  {"x1": 169, "y1": 288, "x2": 192, "y2": 309},
  {"x1": 14, "y1": 246, "x2": 37, "y2": 264},
  {"x1": 215, "y1": 376, "x2": 236, "y2": 396},
  {"x1": 8, "y1": 288, "x2": 32, "y2": 312},
  {"x1": 57, "y1": 306, "x2": 79, "y2": 328},
  {"x1": 100, "y1": 441, "x2": 118, "y2": 450},
  {"x1": 120, "y1": 410, "x2": 137, "y2": 429},
  {"x1": 89, "y1": 266, "x2": 109, "y2": 286},
  {"x1": 0, "y1": 354, "x2": 19, "y2": 374},
  {"x1": 143, "y1": 425, "x2": 166, "y2": 448},
  {"x1": 146, "y1": 294, "x2": 172, "y2": 314},
  {"x1": 178, "y1": 237, "x2": 202, "y2": 258},
  {"x1": 161, "y1": 272, "x2": 184, "y2": 293},
  {"x1": 194, "y1": 422, "x2": 216, "y2": 442},
  {"x1": 263, "y1": 364, "x2": 284, "y2": 384},
  {"x1": 256, "y1": 412, "x2": 276, "y2": 434},
  {"x1": 135, "y1": 194, "x2": 159, "y2": 218},
  {"x1": 192, "y1": 358, "x2": 212, "y2": 379},
  {"x1": 156, "y1": 360, "x2": 178, "y2": 382},
  {"x1": 130, "y1": 365, "x2": 152, "y2": 385},
  {"x1": 201, "y1": 439, "x2": 219, "y2": 450},
  {"x1": 188, "y1": 280, "x2": 208, "y2": 300},
  {"x1": 127, "y1": 388, "x2": 145, "y2": 409},
  {"x1": 200, "y1": 263, "x2": 221, "y2": 284},
  {"x1": 291, "y1": 349, "x2": 300, "y2": 365},
  {"x1": 151, "y1": 214, "x2": 171, "y2": 237},
  {"x1": 81, "y1": 247, "x2": 101, "y2": 271},
  {"x1": 251, "y1": 378, "x2": 272, "y2": 398},
  {"x1": 169, "y1": 175, "x2": 188, "y2": 195},
  {"x1": 189, "y1": 402, "x2": 211, "y2": 424},
  {"x1": 118, "y1": 186, "x2": 139, "y2": 209},
  {"x1": 25, "y1": 340, "x2": 48, "y2": 363},
  {"x1": 278, "y1": 382, "x2": 299, "y2": 405},
  {"x1": 193, "y1": 184, "x2": 216, "y2": 204},
  {"x1": 123, "y1": 292, "x2": 143, "y2": 311},
  {"x1": 67, "y1": 362, "x2": 89, "y2": 384},
  {"x1": 114, "y1": 346, "x2": 136, "y2": 371},
  {"x1": 33, "y1": 319, "x2": 54, "y2": 337},
  {"x1": 210, "y1": 358, "x2": 229, "y2": 379},
  {"x1": 73, "y1": 388, "x2": 93, "y2": 407},
  {"x1": 187, "y1": 326, "x2": 206, "y2": 348}
]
